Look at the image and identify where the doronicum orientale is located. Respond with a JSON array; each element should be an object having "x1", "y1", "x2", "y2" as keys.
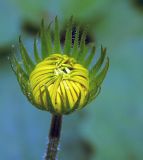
[{"x1": 11, "y1": 17, "x2": 109, "y2": 115}]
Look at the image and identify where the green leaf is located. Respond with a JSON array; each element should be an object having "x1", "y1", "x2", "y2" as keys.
[
  {"x1": 64, "y1": 17, "x2": 73, "y2": 55},
  {"x1": 19, "y1": 37, "x2": 35, "y2": 74},
  {"x1": 54, "y1": 16, "x2": 61, "y2": 53}
]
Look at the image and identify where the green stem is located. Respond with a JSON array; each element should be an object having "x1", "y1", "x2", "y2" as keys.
[{"x1": 44, "y1": 114, "x2": 63, "y2": 160}]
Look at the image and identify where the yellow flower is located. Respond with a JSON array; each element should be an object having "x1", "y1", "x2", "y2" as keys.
[{"x1": 11, "y1": 17, "x2": 109, "y2": 115}]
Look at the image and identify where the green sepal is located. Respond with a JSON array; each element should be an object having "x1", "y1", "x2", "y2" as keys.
[
  {"x1": 84, "y1": 46, "x2": 96, "y2": 68},
  {"x1": 95, "y1": 57, "x2": 109, "y2": 86},
  {"x1": 40, "y1": 19, "x2": 48, "y2": 59},
  {"x1": 88, "y1": 86, "x2": 101, "y2": 104},
  {"x1": 72, "y1": 26, "x2": 79, "y2": 58},
  {"x1": 11, "y1": 55, "x2": 28, "y2": 80},
  {"x1": 51, "y1": 75, "x2": 62, "y2": 102},
  {"x1": 66, "y1": 92, "x2": 81, "y2": 114},
  {"x1": 59, "y1": 93, "x2": 65, "y2": 114},
  {"x1": 34, "y1": 38, "x2": 41, "y2": 63},
  {"x1": 81, "y1": 92, "x2": 90, "y2": 109},
  {"x1": 39, "y1": 86, "x2": 44, "y2": 107},
  {"x1": 28, "y1": 87, "x2": 44, "y2": 110},
  {"x1": 12, "y1": 56, "x2": 31, "y2": 102},
  {"x1": 76, "y1": 28, "x2": 87, "y2": 62},
  {"x1": 24, "y1": 83, "x2": 36, "y2": 106},
  {"x1": 64, "y1": 16, "x2": 73, "y2": 55},
  {"x1": 90, "y1": 57, "x2": 109, "y2": 89},
  {"x1": 54, "y1": 16, "x2": 61, "y2": 53},
  {"x1": 44, "y1": 85, "x2": 54, "y2": 112},
  {"x1": 46, "y1": 23, "x2": 53, "y2": 54},
  {"x1": 79, "y1": 28, "x2": 86, "y2": 53},
  {"x1": 11, "y1": 43, "x2": 30, "y2": 103},
  {"x1": 19, "y1": 37, "x2": 35, "y2": 74},
  {"x1": 72, "y1": 92, "x2": 81, "y2": 110},
  {"x1": 79, "y1": 46, "x2": 88, "y2": 65},
  {"x1": 64, "y1": 88, "x2": 71, "y2": 113},
  {"x1": 18, "y1": 74, "x2": 28, "y2": 95},
  {"x1": 90, "y1": 46, "x2": 106, "y2": 78}
]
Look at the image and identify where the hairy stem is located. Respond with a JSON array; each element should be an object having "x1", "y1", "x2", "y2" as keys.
[{"x1": 44, "y1": 114, "x2": 63, "y2": 160}]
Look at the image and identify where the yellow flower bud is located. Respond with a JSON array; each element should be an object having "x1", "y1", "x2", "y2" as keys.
[{"x1": 29, "y1": 54, "x2": 89, "y2": 114}]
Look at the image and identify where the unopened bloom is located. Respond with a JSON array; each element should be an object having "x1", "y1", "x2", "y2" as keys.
[{"x1": 11, "y1": 17, "x2": 109, "y2": 115}]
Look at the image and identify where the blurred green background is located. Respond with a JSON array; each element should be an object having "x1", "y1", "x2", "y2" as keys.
[{"x1": 0, "y1": 0, "x2": 143, "y2": 160}]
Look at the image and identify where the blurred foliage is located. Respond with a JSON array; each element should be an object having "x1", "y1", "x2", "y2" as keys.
[
  {"x1": 0, "y1": 0, "x2": 143, "y2": 160},
  {"x1": 132, "y1": 0, "x2": 143, "y2": 12}
]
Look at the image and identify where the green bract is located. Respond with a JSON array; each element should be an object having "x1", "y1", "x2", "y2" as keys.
[{"x1": 11, "y1": 17, "x2": 109, "y2": 115}]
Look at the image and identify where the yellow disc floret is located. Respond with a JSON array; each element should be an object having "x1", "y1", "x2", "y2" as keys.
[{"x1": 29, "y1": 54, "x2": 89, "y2": 114}]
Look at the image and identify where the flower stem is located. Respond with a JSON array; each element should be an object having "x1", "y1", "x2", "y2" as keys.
[{"x1": 44, "y1": 114, "x2": 63, "y2": 160}]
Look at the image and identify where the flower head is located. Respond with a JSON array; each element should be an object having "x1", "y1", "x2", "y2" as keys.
[{"x1": 11, "y1": 17, "x2": 109, "y2": 115}]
